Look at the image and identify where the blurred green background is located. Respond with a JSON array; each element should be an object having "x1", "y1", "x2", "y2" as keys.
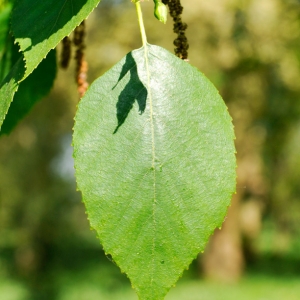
[{"x1": 1, "y1": 0, "x2": 300, "y2": 299}]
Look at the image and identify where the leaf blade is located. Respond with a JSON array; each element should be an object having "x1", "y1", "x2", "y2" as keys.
[
  {"x1": 0, "y1": 3, "x2": 13, "y2": 81},
  {"x1": 1, "y1": 49, "x2": 57, "y2": 134},
  {"x1": 11, "y1": 0, "x2": 100, "y2": 77},
  {"x1": 73, "y1": 45, "x2": 236, "y2": 300},
  {"x1": 0, "y1": 57, "x2": 25, "y2": 131}
]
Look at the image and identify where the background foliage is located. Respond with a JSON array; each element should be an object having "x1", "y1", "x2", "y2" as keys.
[{"x1": 1, "y1": 0, "x2": 300, "y2": 299}]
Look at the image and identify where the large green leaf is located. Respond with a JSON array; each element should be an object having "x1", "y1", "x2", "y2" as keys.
[
  {"x1": 73, "y1": 44, "x2": 236, "y2": 300},
  {"x1": 11, "y1": 0, "x2": 100, "y2": 77},
  {"x1": 1, "y1": 49, "x2": 57, "y2": 134}
]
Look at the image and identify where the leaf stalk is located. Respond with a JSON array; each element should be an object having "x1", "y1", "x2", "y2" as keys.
[{"x1": 134, "y1": 1, "x2": 148, "y2": 46}]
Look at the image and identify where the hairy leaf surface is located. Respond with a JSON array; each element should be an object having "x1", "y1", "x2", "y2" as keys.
[
  {"x1": 11, "y1": 0, "x2": 100, "y2": 77},
  {"x1": 73, "y1": 44, "x2": 236, "y2": 300}
]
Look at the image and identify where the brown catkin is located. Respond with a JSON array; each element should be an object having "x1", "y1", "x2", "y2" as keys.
[
  {"x1": 60, "y1": 36, "x2": 71, "y2": 69},
  {"x1": 162, "y1": 0, "x2": 189, "y2": 60},
  {"x1": 73, "y1": 21, "x2": 89, "y2": 98}
]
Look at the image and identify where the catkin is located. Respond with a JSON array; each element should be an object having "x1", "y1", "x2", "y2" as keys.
[
  {"x1": 162, "y1": 0, "x2": 189, "y2": 60},
  {"x1": 60, "y1": 36, "x2": 71, "y2": 69},
  {"x1": 74, "y1": 21, "x2": 89, "y2": 98}
]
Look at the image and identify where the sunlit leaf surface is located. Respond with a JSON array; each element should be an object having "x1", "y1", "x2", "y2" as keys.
[{"x1": 73, "y1": 44, "x2": 236, "y2": 300}]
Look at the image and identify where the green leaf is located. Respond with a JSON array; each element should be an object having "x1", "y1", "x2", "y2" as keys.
[
  {"x1": 0, "y1": 3, "x2": 11, "y2": 55},
  {"x1": 0, "y1": 3, "x2": 13, "y2": 81},
  {"x1": 1, "y1": 49, "x2": 57, "y2": 134},
  {"x1": 73, "y1": 44, "x2": 236, "y2": 300},
  {"x1": 0, "y1": 56, "x2": 25, "y2": 131},
  {"x1": 11, "y1": 0, "x2": 101, "y2": 77}
]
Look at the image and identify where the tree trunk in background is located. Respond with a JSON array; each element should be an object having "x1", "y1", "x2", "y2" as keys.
[{"x1": 200, "y1": 188, "x2": 244, "y2": 282}]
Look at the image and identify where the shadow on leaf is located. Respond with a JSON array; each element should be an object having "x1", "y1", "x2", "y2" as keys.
[{"x1": 113, "y1": 53, "x2": 147, "y2": 134}]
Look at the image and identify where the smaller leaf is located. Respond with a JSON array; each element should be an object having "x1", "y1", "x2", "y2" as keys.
[
  {"x1": 0, "y1": 4, "x2": 11, "y2": 50},
  {"x1": 0, "y1": 3, "x2": 13, "y2": 81},
  {"x1": 1, "y1": 49, "x2": 57, "y2": 134},
  {"x1": 11, "y1": 0, "x2": 101, "y2": 77},
  {"x1": 0, "y1": 56, "x2": 25, "y2": 131}
]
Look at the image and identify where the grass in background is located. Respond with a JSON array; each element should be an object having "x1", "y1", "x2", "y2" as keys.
[
  {"x1": 0, "y1": 279, "x2": 29, "y2": 300},
  {"x1": 57, "y1": 271, "x2": 300, "y2": 300},
  {"x1": 2, "y1": 245, "x2": 300, "y2": 300},
  {"x1": 2, "y1": 268, "x2": 300, "y2": 300}
]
